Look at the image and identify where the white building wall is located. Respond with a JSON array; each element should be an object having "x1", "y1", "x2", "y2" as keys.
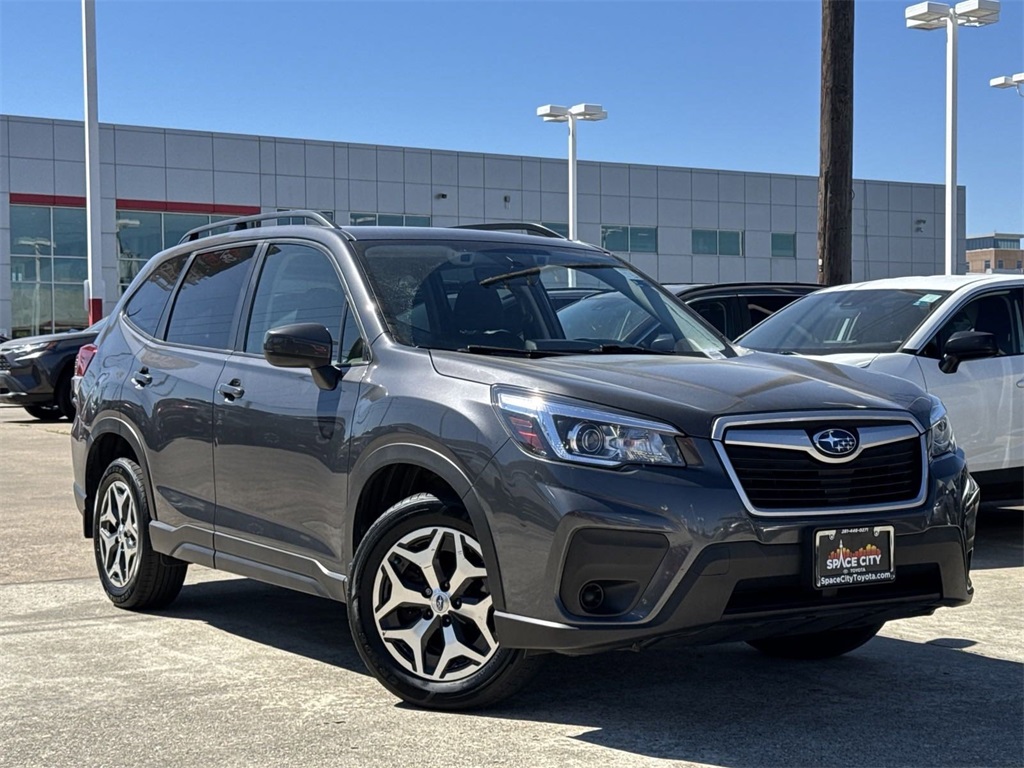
[{"x1": 0, "y1": 115, "x2": 966, "y2": 336}]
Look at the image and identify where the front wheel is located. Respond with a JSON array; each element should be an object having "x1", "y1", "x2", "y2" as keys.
[
  {"x1": 24, "y1": 404, "x2": 62, "y2": 421},
  {"x1": 348, "y1": 493, "x2": 542, "y2": 710},
  {"x1": 94, "y1": 457, "x2": 187, "y2": 610},
  {"x1": 747, "y1": 622, "x2": 884, "y2": 660}
]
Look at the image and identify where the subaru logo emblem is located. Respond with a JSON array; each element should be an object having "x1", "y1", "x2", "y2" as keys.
[{"x1": 812, "y1": 428, "x2": 858, "y2": 457}]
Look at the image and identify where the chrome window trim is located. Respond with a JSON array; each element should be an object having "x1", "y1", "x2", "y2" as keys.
[{"x1": 711, "y1": 410, "x2": 928, "y2": 517}]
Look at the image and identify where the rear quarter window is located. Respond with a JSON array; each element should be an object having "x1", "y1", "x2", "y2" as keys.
[{"x1": 122, "y1": 253, "x2": 189, "y2": 337}]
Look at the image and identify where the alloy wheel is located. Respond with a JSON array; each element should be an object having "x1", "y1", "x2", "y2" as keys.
[
  {"x1": 97, "y1": 480, "x2": 140, "y2": 588},
  {"x1": 372, "y1": 525, "x2": 497, "y2": 682}
]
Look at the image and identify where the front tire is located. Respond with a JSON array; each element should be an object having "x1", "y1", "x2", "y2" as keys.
[
  {"x1": 348, "y1": 493, "x2": 542, "y2": 710},
  {"x1": 94, "y1": 457, "x2": 187, "y2": 610},
  {"x1": 747, "y1": 622, "x2": 884, "y2": 660},
  {"x1": 24, "y1": 404, "x2": 62, "y2": 421},
  {"x1": 55, "y1": 370, "x2": 75, "y2": 421}
]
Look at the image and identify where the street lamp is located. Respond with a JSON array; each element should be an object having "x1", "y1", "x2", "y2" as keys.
[
  {"x1": 990, "y1": 72, "x2": 1024, "y2": 96},
  {"x1": 536, "y1": 103, "x2": 607, "y2": 242},
  {"x1": 905, "y1": 0, "x2": 1000, "y2": 275}
]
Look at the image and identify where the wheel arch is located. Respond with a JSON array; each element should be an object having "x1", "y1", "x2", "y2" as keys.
[
  {"x1": 83, "y1": 416, "x2": 150, "y2": 539},
  {"x1": 347, "y1": 440, "x2": 505, "y2": 611}
]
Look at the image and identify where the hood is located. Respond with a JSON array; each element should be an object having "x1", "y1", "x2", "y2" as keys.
[
  {"x1": 429, "y1": 349, "x2": 932, "y2": 438},
  {"x1": 0, "y1": 327, "x2": 99, "y2": 352}
]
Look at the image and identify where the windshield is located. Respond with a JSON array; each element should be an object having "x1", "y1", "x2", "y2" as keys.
[
  {"x1": 739, "y1": 288, "x2": 952, "y2": 354},
  {"x1": 354, "y1": 239, "x2": 731, "y2": 358}
]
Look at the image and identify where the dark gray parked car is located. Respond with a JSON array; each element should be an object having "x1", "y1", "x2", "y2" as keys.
[
  {"x1": 0, "y1": 319, "x2": 105, "y2": 420},
  {"x1": 72, "y1": 212, "x2": 979, "y2": 710}
]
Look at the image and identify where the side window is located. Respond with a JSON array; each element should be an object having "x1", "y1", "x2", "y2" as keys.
[
  {"x1": 165, "y1": 245, "x2": 257, "y2": 349},
  {"x1": 244, "y1": 243, "x2": 345, "y2": 359},
  {"x1": 745, "y1": 294, "x2": 797, "y2": 329},
  {"x1": 925, "y1": 289, "x2": 1023, "y2": 358},
  {"x1": 122, "y1": 253, "x2": 189, "y2": 337},
  {"x1": 688, "y1": 298, "x2": 730, "y2": 336}
]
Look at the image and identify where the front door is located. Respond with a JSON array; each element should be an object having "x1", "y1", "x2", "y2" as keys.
[{"x1": 212, "y1": 241, "x2": 368, "y2": 593}]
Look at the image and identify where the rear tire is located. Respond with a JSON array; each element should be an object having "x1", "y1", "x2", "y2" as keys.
[
  {"x1": 93, "y1": 457, "x2": 187, "y2": 610},
  {"x1": 24, "y1": 404, "x2": 62, "y2": 421},
  {"x1": 348, "y1": 493, "x2": 542, "y2": 710},
  {"x1": 747, "y1": 623, "x2": 884, "y2": 660}
]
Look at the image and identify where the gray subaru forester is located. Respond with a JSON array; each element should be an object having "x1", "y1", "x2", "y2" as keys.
[{"x1": 71, "y1": 212, "x2": 979, "y2": 710}]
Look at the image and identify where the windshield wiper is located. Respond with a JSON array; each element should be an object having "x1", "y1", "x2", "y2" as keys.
[
  {"x1": 457, "y1": 345, "x2": 571, "y2": 358},
  {"x1": 582, "y1": 343, "x2": 674, "y2": 355}
]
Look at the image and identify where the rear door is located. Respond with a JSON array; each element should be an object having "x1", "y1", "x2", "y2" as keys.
[
  {"x1": 126, "y1": 244, "x2": 258, "y2": 551},
  {"x1": 212, "y1": 240, "x2": 368, "y2": 592}
]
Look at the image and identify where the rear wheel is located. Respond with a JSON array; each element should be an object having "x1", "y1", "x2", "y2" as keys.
[
  {"x1": 348, "y1": 493, "x2": 542, "y2": 710},
  {"x1": 23, "y1": 404, "x2": 62, "y2": 421},
  {"x1": 747, "y1": 623, "x2": 884, "y2": 660},
  {"x1": 94, "y1": 457, "x2": 187, "y2": 610}
]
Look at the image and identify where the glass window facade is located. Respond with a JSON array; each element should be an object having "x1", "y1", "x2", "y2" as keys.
[
  {"x1": 9, "y1": 205, "x2": 88, "y2": 336},
  {"x1": 771, "y1": 233, "x2": 797, "y2": 258},
  {"x1": 349, "y1": 213, "x2": 431, "y2": 227},
  {"x1": 601, "y1": 225, "x2": 658, "y2": 253},
  {"x1": 693, "y1": 229, "x2": 744, "y2": 257}
]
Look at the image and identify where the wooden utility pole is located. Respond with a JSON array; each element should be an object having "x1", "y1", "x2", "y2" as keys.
[{"x1": 817, "y1": 0, "x2": 855, "y2": 286}]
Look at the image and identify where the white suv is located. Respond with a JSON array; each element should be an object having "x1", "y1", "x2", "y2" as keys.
[{"x1": 739, "y1": 274, "x2": 1023, "y2": 503}]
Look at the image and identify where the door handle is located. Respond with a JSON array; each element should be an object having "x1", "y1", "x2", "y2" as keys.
[
  {"x1": 218, "y1": 380, "x2": 245, "y2": 401},
  {"x1": 131, "y1": 368, "x2": 152, "y2": 388},
  {"x1": 1017, "y1": 378, "x2": 1024, "y2": 389}
]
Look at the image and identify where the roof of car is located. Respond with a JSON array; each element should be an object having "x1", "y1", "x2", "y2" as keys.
[
  {"x1": 812, "y1": 274, "x2": 1023, "y2": 293},
  {"x1": 663, "y1": 282, "x2": 819, "y2": 297}
]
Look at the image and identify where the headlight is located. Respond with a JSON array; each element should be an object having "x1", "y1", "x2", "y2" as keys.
[
  {"x1": 927, "y1": 399, "x2": 957, "y2": 458},
  {"x1": 493, "y1": 387, "x2": 686, "y2": 468},
  {"x1": 9, "y1": 340, "x2": 58, "y2": 360}
]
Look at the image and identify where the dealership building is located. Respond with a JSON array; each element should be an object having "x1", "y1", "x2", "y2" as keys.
[{"x1": 0, "y1": 113, "x2": 967, "y2": 338}]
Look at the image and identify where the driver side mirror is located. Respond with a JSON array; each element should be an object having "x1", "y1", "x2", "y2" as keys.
[
  {"x1": 264, "y1": 323, "x2": 339, "y2": 390},
  {"x1": 938, "y1": 330, "x2": 998, "y2": 374}
]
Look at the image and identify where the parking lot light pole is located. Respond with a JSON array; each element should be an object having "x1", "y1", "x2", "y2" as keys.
[
  {"x1": 82, "y1": 0, "x2": 105, "y2": 324},
  {"x1": 536, "y1": 103, "x2": 608, "y2": 242},
  {"x1": 905, "y1": 0, "x2": 1000, "y2": 275},
  {"x1": 990, "y1": 71, "x2": 1024, "y2": 96}
]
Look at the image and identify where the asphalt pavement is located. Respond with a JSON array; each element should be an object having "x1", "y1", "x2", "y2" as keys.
[{"x1": 1, "y1": 405, "x2": 1021, "y2": 768}]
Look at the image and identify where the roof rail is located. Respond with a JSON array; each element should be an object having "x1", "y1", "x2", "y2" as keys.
[
  {"x1": 179, "y1": 210, "x2": 338, "y2": 244},
  {"x1": 451, "y1": 222, "x2": 567, "y2": 239}
]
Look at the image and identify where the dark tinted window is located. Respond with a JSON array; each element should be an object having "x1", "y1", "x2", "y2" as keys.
[
  {"x1": 165, "y1": 246, "x2": 256, "y2": 349},
  {"x1": 244, "y1": 243, "x2": 345, "y2": 357},
  {"x1": 744, "y1": 294, "x2": 799, "y2": 327},
  {"x1": 122, "y1": 253, "x2": 189, "y2": 337},
  {"x1": 688, "y1": 298, "x2": 730, "y2": 336}
]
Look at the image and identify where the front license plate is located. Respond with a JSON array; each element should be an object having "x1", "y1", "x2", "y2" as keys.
[{"x1": 814, "y1": 526, "x2": 895, "y2": 589}]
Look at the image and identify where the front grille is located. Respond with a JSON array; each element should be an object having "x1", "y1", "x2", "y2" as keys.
[
  {"x1": 713, "y1": 412, "x2": 928, "y2": 516},
  {"x1": 725, "y1": 438, "x2": 922, "y2": 510},
  {"x1": 0, "y1": 357, "x2": 10, "y2": 372}
]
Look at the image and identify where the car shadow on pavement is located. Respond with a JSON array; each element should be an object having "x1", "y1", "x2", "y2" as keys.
[
  {"x1": 972, "y1": 506, "x2": 1023, "y2": 570},
  {"x1": 484, "y1": 637, "x2": 1023, "y2": 767},
  {"x1": 161, "y1": 577, "x2": 369, "y2": 675},
  {"x1": 161, "y1": 577, "x2": 1022, "y2": 766}
]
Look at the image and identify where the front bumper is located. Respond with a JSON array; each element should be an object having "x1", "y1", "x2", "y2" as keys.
[
  {"x1": 479, "y1": 441, "x2": 978, "y2": 654},
  {"x1": 0, "y1": 357, "x2": 54, "y2": 405}
]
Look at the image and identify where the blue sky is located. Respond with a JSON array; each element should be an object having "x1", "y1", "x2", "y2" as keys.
[{"x1": 1, "y1": 0, "x2": 1021, "y2": 235}]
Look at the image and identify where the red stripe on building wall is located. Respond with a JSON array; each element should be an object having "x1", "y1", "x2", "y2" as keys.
[
  {"x1": 116, "y1": 199, "x2": 261, "y2": 216},
  {"x1": 11, "y1": 193, "x2": 260, "y2": 217},
  {"x1": 10, "y1": 193, "x2": 88, "y2": 207}
]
